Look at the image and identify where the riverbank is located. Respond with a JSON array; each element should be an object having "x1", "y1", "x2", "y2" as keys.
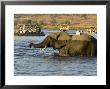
[{"x1": 14, "y1": 14, "x2": 97, "y2": 30}]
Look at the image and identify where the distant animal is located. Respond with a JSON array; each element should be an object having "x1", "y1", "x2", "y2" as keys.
[{"x1": 76, "y1": 30, "x2": 81, "y2": 35}]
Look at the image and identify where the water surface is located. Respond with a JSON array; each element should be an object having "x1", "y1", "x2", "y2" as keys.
[{"x1": 14, "y1": 30, "x2": 97, "y2": 76}]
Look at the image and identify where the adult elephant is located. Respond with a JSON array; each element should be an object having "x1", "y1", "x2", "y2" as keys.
[{"x1": 29, "y1": 32, "x2": 97, "y2": 57}]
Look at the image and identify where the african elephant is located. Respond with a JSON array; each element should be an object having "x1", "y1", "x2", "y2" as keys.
[{"x1": 29, "y1": 32, "x2": 97, "y2": 57}]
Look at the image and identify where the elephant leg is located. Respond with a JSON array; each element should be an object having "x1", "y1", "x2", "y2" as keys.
[
  {"x1": 87, "y1": 48, "x2": 94, "y2": 56},
  {"x1": 90, "y1": 42, "x2": 97, "y2": 56},
  {"x1": 86, "y1": 41, "x2": 97, "y2": 56},
  {"x1": 80, "y1": 49, "x2": 87, "y2": 56},
  {"x1": 59, "y1": 46, "x2": 70, "y2": 56}
]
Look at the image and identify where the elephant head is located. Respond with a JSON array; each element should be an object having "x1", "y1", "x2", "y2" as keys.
[
  {"x1": 29, "y1": 36, "x2": 57, "y2": 48},
  {"x1": 29, "y1": 32, "x2": 71, "y2": 49}
]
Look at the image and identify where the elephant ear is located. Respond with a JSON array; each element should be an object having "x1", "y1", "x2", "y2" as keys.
[
  {"x1": 58, "y1": 32, "x2": 71, "y2": 41},
  {"x1": 71, "y1": 34, "x2": 92, "y2": 41},
  {"x1": 48, "y1": 32, "x2": 60, "y2": 40}
]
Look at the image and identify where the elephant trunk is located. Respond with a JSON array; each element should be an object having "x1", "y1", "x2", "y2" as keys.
[
  {"x1": 29, "y1": 36, "x2": 56, "y2": 48},
  {"x1": 29, "y1": 43, "x2": 46, "y2": 48}
]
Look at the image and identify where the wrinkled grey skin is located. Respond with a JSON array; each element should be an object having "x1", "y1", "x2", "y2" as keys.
[{"x1": 59, "y1": 40, "x2": 97, "y2": 56}]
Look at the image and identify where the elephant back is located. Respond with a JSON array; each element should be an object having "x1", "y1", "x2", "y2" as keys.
[
  {"x1": 71, "y1": 34, "x2": 93, "y2": 41},
  {"x1": 58, "y1": 32, "x2": 71, "y2": 41},
  {"x1": 48, "y1": 32, "x2": 60, "y2": 39}
]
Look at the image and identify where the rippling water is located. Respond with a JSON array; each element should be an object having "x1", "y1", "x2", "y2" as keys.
[{"x1": 14, "y1": 30, "x2": 97, "y2": 76}]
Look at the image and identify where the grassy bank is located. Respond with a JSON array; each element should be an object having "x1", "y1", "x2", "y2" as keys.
[{"x1": 14, "y1": 14, "x2": 97, "y2": 30}]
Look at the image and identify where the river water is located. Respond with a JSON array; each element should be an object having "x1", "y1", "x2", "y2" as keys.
[{"x1": 14, "y1": 30, "x2": 97, "y2": 76}]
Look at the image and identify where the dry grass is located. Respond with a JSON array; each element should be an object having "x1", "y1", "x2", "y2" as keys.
[{"x1": 14, "y1": 14, "x2": 97, "y2": 30}]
